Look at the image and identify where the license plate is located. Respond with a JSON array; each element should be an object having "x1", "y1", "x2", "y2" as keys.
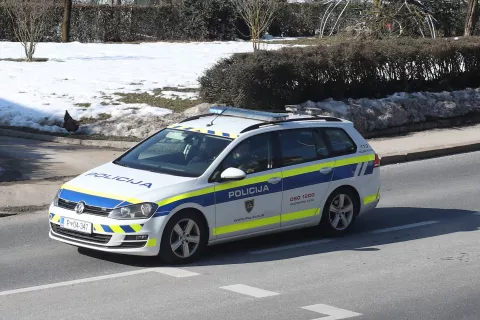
[{"x1": 60, "y1": 217, "x2": 92, "y2": 234}]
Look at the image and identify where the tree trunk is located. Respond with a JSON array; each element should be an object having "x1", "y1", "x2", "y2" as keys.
[
  {"x1": 62, "y1": 0, "x2": 72, "y2": 42},
  {"x1": 465, "y1": 0, "x2": 478, "y2": 36}
]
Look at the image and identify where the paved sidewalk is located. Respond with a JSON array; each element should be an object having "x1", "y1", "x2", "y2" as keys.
[
  {"x1": 0, "y1": 136, "x2": 121, "y2": 181},
  {"x1": 369, "y1": 123, "x2": 480, "y2": 155},
  {"x1": 1, "y1": 124, "x2": 480, "y2": 210}
]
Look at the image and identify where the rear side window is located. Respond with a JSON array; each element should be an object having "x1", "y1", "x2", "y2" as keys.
[
  {"x1": 279, "y1": 129, "x2": 330, "y2": 166},
  {"x1": 324, "y1": 128, "x2": 357, "y2": 156}
]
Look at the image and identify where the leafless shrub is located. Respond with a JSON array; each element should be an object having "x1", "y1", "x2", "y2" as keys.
[
  {"x1": 230, "y1": 0, "x2": 282, "y2": 52},
  {"x1": 320, "y1": 0, "x2": 437, "y2": 39},
  {"x1": 2, "y1": 0, "x2": 55, "y2": 61}
]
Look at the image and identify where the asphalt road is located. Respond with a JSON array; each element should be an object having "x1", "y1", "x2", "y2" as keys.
[{"x1": 1, "y1": 151, "x2": 479, "y2": 320}]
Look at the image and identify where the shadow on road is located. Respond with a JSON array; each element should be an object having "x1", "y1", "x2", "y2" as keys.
[
  {"x1": 0, "y1": 98, "x2": 66, "y2": 182},
  {"x1": 77, "y1": 206, "x2": 479, "y2": 267}
]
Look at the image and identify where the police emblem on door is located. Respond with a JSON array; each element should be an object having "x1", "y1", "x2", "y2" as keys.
[{"x1": 245, "y1": 199, "x2": 254, "y2": 213}]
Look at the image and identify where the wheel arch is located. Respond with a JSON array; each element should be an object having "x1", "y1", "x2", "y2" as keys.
[
  {"x1": 161, "y1": 206, "x2": 211, "y2": 240},
  {"x1": 322, "y1": 184, "x2": 361, "y2": 217}
]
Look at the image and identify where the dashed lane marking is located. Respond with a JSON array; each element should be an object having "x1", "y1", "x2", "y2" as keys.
[
  {"x1": 370, "y1": 220, "x2": 439, "y2": 234},
  {"x1": 301, "y1": 304, "x2": 362, "y2": 320},
  {"x1": 220, "y1": 284, "x2": 279, "y2": 298},
  {"x1": 0, "y1": 267, "x2": 199, "y2": 297},
  {"x1": 152, "y1": 267, "x2": 200, "y2": 278},
  {"x1": 249, "y1": 239, "x2": 333, "y2": 255}
]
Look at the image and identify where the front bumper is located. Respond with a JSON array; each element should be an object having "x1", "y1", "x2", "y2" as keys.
[{"x1": 48, "y1": 204, "x2": 165, "y2": 256}]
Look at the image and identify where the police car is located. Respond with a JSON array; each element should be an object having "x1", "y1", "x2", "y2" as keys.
[{"x1": 49, "y1": 106, "x2": 380, "y2": 264}]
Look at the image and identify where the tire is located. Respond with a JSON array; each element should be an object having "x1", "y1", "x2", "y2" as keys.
[
  {"x1": 319, "y1": 187, "x2": 359, "y2": 236},
  {"x1": 158, "y1": 210, "x2": 208, "y2": 265}
]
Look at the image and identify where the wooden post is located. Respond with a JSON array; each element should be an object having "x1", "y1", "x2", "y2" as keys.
[{"x1": 62, "y1": 0, "x2": 72, "y2": 42}]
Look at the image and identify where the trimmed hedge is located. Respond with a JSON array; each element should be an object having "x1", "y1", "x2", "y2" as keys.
[{"x1": 198, "y1": 38, "x2": 480, "y2": 110}]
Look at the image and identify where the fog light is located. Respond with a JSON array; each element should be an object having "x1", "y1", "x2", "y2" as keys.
[{"x1": 125, "y1": 235, "x2": 148, "y2": 241}]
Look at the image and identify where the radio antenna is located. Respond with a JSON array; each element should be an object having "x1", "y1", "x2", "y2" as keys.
[{"x1": 207, "y1": 106, "x2": 227, "y2": 127}]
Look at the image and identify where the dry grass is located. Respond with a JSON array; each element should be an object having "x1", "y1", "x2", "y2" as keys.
[
  {"x1": 115, "y1": 90, "x2": 200, "y2": 112},
  {"x1": 74, "y1": 103, "x2": 91, "y2": 108},
  {"x1": 80, "y1": 113, "x2": 112, "y2": 124}
]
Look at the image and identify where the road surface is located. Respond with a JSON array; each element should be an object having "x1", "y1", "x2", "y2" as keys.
[{"x1": 1, "y1": 151, "x2": 479, "y2": 320}]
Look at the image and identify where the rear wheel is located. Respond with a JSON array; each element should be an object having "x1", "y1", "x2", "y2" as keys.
[
  {"x1": 320, "y1": 188, "x2": 359, "y2": 236},
  {"x1": 159, "y1": 210, "x2": 208, "y2": 264}
]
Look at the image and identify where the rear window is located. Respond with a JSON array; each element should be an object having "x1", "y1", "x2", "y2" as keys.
[{"x1": 324, "y1": 128, "x2": 357, "y2": 156}]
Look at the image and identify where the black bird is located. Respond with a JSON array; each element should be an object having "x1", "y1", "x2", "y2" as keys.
[{"x1": 62, "y1": 110, "x2": 80, "y2": 133}]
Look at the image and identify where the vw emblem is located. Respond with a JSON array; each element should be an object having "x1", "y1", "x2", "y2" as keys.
[{"x1": 75, "y1": 201, "x2": 86, "y2": 214}]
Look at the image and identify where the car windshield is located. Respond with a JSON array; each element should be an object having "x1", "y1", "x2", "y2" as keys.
[{"x1": 113, "y1": 128, "x2": 233, "y2": 177}]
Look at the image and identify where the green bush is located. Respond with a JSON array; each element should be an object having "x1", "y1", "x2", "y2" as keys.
[{"x1": 198, "y1": 38, "x2": 480, "y2": 110}]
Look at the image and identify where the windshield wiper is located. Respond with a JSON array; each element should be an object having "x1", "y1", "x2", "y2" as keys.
[{"x1": 112, "y1": 160, "x2": 129, "y2": 168}]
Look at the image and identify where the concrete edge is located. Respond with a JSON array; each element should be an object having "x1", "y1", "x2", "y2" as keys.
[
  {"x1": 0, "y1": 212, "x2": 17, "y2": 218},
  {"x1": 380, "y1": 141, "x2": 480, "y2": 165},
  {"x1": 0, "y1": 205, "x2": 50, "y2": 218}
]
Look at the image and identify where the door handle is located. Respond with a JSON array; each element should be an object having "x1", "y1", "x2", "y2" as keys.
[
  {"x1": 319, "y1": 167, "x2": 332, "y2": 174},
  {"x1": 268, "y1": 177, "x2": 282, "y2": 184}
]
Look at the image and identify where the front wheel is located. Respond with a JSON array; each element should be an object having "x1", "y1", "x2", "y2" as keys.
[
  {"x1": 159, "y1": 210, "x2": 208, "y2": 264},
  {"x1": 320, "y1": 188, "x2": 359, "y2": 236}
]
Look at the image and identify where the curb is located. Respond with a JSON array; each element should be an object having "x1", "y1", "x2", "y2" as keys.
[
  {"x1": 380, "y1": 141, "x2": 480, "y2": 165},
  {"x1": 0, "y1": 212, "x2": 16, "y2": 218},
  {"x1": 0, "y1": 128, "x2": 136, "y2": 150}
]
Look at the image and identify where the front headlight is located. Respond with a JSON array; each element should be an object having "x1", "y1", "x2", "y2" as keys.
[
  {"x1": 53, "y1": 189, "x2": 62, "y2": 206},
  {"x1": 108, "y1": 203, "x2": 158, "y2": 220}
]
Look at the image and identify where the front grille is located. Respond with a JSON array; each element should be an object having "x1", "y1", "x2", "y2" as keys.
[
  {"x1": 58, "y1": 198, "x2": 111, "y2": 216},
  {"x1": 51, "y1": 223, "x2": 112, "y2": 244}
]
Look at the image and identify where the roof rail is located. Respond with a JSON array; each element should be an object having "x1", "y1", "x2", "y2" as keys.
[{"x1": 240, "y1": 116, "x2": 343, "y2": 133}]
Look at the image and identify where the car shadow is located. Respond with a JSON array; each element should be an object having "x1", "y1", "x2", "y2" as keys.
[{"x1": 77, "y1": 206, "x2": 479, "y2": 268}]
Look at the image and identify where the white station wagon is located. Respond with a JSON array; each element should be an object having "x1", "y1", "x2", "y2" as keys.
[{"x1": 49, "y1": 107, "x2": 381, "y2": 264}]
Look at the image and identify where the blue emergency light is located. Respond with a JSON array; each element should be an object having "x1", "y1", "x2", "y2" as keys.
[{"x1": 210, "y1": 106, "x2": 289, "y2": 122}]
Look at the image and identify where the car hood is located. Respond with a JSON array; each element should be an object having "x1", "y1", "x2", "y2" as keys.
[{"x1": 58, "y1": 162, "x2": 198, "y2": 208}]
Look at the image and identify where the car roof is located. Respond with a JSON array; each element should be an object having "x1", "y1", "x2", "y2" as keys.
[{"x1": 173, "y1": 107, "x2": 352, "y2": 138}]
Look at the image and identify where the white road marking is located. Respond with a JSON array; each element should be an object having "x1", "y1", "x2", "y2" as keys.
[
  {"x1": 220, "y1": 284, "x2": 279, "y2": 298},
  {"x1": 370, "y1": 221, "x2": 439, "y2": 234},
  {"x1": 249, "y1": 239, "x2": 333, "y2": 254},
  {"x1": 473, "y1": 212, "x2": 480, "y2": 216},
  {"x1": 0, "y1": 267, "x2": 199, "y2": 296},
  {"x1": 302, "y1": 304, "x2": 362, "y2": 320},
  {"x1": 0, "y1": 269, "x2": 153, "y2": 297},
  {"x1": 152, "y1": 267, "x2": 200, "y2": 277}
]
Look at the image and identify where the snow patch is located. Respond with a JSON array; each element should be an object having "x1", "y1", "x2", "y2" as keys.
[
  {"x1": 0, "y1": 41, "x2": 287, "y2": 134},
  {"x1": 292, "y1": 88, "x2": 480, "y2": 133}
]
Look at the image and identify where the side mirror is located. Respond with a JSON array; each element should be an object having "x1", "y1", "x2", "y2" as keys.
[{"x1": 220, "y1": 167, "x2": 246, "y2": 181}]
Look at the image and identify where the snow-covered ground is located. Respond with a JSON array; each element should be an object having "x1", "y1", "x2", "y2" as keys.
[{"x1": 0, "y1": 41, "x2": 288, "y2": 134}]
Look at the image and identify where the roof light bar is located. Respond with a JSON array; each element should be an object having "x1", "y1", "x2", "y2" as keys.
[{"x1": 210, "y1": 106, "x2": 289, "y2": 122}]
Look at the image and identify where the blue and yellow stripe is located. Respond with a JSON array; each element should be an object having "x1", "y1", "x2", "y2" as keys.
[{"x1": 59, "y1": 184, "x2": 144, "y2": 208}]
